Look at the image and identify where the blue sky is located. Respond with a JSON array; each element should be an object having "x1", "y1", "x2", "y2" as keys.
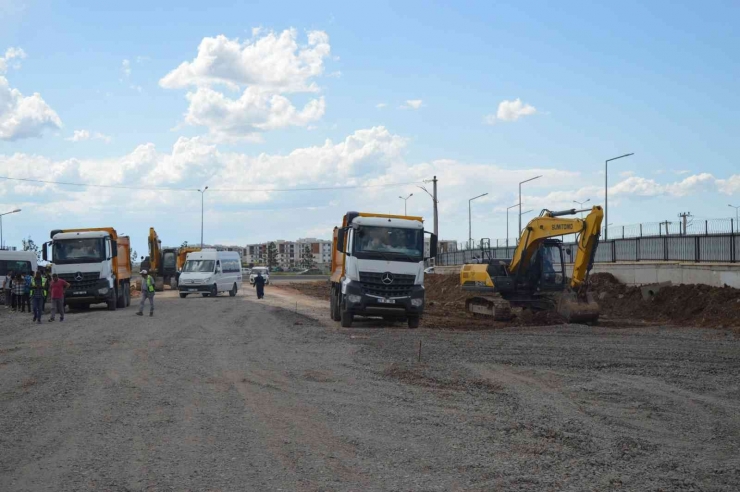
[{"x1": 1, "y1": 0, "x2": 739, "y2": 255}]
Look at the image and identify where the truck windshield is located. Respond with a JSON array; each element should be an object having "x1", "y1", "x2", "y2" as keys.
[
  {"x1": 163, "y1": 252, "x2": 176, "y2": 270},
  {"x1": 353, "y1": 226, "x2": 423, "y2": 262},
  {"x1": 183, "y1": 260, "x2": 215, "y2": 273},
  {"x1": 53, "y1": 238, "x2": 106, "y2": 264}
]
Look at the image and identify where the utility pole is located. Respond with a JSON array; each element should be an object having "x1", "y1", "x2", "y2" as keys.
[
  {"x1": 660, "y1": 220, "x2": 672, "y2": 236},
  {"x1": 418, "y1": 176, "x2": 439, "y2": 237},
  {"x1": 605, "y1": 152, "x2": 635, "y2": 240},
  {"x1": 399, "y1": 193, "x2": 413, "y2": 215},
  {"x1": 729, "y1": 204, "x2": 740, "y2": 233},
  {"x1": 198, "y1": 186, "x2": 209, "y2": 248},
  {"x1": 677, "y1": 212, "x2": 692, "y2": 235},
  {"x1": 506, "y1": 203, "x2": 520, "y2": 249},
  {"x1": 519, "y1": 175, "x2": 542, "y2": 235},
  {"x1": 468, "y1": 193, "x2": 488, "y2": 249}
]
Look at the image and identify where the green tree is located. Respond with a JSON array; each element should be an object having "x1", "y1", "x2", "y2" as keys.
[
  {"x1": 181, "y1": 240, "x2": 189, "y2": 248},
  {"x1": 22, "y1": 236, "x2": 40, "y2": 261},
  {"x1": 131, "y1": 250, "x2": 138, "y2": 264},
  {"x1": 267, "y1": 242, "x2": 278, "y2": 269},
  {"x1": 300, "y1": 244, "x2": 315, "y2": 269}
]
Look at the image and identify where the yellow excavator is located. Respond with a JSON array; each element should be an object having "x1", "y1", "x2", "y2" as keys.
[
  {"x1": 140, "y1": 228, "x2": 179, "y2": 291},
  {"x1": 460, "y1": 205, "x2": 604, "y2": 323}
]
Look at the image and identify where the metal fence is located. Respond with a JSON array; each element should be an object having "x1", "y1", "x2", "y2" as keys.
[{"x1": 436, "y1": 232, "x2": 740, "y2": 265}]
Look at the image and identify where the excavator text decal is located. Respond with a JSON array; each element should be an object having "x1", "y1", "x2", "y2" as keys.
[{"x1": 551, "y1": 224, "x2": 574, "y2": 231}]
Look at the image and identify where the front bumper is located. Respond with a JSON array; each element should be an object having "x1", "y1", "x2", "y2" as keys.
[
  {"x1": 343, "y1": 280, "x2": 425, "y2": 317},
  {"x1": 178, "y1": 284, "x2": 212, "y2": 293},
  {"x1": 65, "y1": 279, "x2": 112, "y2": 303}
]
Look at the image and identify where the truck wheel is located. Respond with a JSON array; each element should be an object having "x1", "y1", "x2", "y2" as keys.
[
  {"x1": 330, "y1": 287, "x2": 341, "y2": 321},
  {"x1": 211, "y1": 284, "x2": 218, "y2": 297},
  {"x1": 124, "y1": 283, "x2": 131, "y2": 307},
  {"x1": 229, "y1": 283, "x2": 237, "y2": 297},
  {"x1": 116, "y1": 284, "x2": 126, "y2": 308},
  {"x1": 180, "y1": 293, "x2": 188, "y2": 299},
  {"x1": 201, "y1": 293, "x2": 209, "y2": 297},
  {"x1": 107, "y1": 288, "x2": 117, "y2": 311},
  {"x1": 407, "y1": 316, "x2": 420, "y2": 329},
  {"x1": 340, "y1": 302, "x2": 353, "y2": 328}
]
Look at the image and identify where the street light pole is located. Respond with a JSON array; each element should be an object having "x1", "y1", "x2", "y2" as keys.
[
  {"x1": 506, "y1": 203, "x2": 520, "y2": 249},
  {"x1": 605, "y1": 153, "x2": 634, "y2": 240},
  {"x1": 468, "y1": 193, "x2": 488, "y2": 249},
  {"x1": 418, "y1": 176, "x2": 439, "y2": 237},
  {"x1": 730, "y1": 204, "x2": 740, "y2": 233},
  {"x1": 573, "y1": 199, "x2": 591, "y2": 218},
  {"x1": 399, "y1": 193, "x2": 413, "y2": 215},
  {"x1": 0, "y1": 208, "x2": 22, "y2": 250},
  {"x1": 519, "y1": 175, "x2": 542, "y2": 234},
  {"x1": 198, "y1": 187, "x2": 209, "y2": 248}
]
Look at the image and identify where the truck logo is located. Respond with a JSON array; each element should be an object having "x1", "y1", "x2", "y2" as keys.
[
  {"x1": 75, "y1": 272, "x2": 84, "y2": 281},
  {"x1": 382, "y1": 272, "x2": 394, "y2": 285}
]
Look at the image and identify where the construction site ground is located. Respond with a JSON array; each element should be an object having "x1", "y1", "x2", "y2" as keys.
[{"x1": 1, "y1": 277, "x2": 739, "y2": 491}]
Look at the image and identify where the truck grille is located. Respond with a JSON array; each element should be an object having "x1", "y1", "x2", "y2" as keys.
[
  {"x1": 359, "y1": 271, "x2": 416, "y2": 298},
  {"x1": 58, "y1": 272, "x2": 100, "y2": 289}
]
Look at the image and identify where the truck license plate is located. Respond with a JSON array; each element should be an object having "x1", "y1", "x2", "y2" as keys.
[
  {"x1": 73, "y1": 291, "x2": 86, "y2": 295},
  {"x1": 378, "y1": 298, "x2": 395, "y2": 304}
]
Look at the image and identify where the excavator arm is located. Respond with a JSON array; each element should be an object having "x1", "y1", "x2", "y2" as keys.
[{"x1": 509, "y1": 206, "x2": 603, "y2": 289}]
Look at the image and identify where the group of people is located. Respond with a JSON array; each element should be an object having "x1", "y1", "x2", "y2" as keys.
[{"x1": 2, "y1": 269, "x2": 70, "y2": 323}]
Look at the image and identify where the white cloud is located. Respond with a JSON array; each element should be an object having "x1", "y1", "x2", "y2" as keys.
[
  {"x1": 619, "y1": 170, "x2": 635, "y2": 178},
  {"x1": 376, "y1": 103, "x2": 387, "y2": 109},
  {"x1": 161, "y1": 29, "x2": 332, "y2": 142},
  {"x1": 400, "y1": 99, "x2": 423, "y2": 110},
  {"x1": 0, "y1": 47, "x2": 26, "y2": 73},
  {"x1": 0, "y1": 48, "x2": 62, "y2": 141},
  {"x1": 122, "y1": 59, "x2": 131, "y2": 77},
  {"x1": 673, "y1": 169, "x2": 690, "y2": 175},
  {"x1": 66, "y1": 129, "x2": 112, "y2": 143},
  {"x1": 484, "y1": 98, "x2": 537, "y2": 124}
]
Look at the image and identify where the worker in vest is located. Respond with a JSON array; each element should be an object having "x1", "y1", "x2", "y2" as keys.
[
  {"x1": 30, "y1": 271, "x2": 46, "y2": 324},
  {"x1": 137, "y1": 269, "x2": 155, "y2": 317}
]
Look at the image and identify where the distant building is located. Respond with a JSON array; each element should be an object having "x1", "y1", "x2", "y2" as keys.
[{"x1": 245, "y1": 238, "x2": 332, "y2": 269}]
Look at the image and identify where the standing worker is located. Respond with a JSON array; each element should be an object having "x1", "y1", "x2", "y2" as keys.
[
  {"x1": 3, "y1": 270, "x2": 13, "y2": 309},
  {"x1": 30, "y1": 271, "x2": 45, "y2": 324},
  {"x1": 137, "y1": 269, "x2": 155, "y2": 317},
  {"x1": 22, "y1": 271, "x2": 32, "y2": 314},
  {"x1": 13, "y1": 273, "x2": 24, "y2": 312},
  {"x1": 253, "y1": 271, "x2": 266, "y2": 299},
  {"x1": 48, "y1": 273, "x2": 70, "y2": 322}
]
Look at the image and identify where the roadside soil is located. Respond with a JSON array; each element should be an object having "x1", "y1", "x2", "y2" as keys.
[{"x1": 1, "y1": 283, "x2": 739, "y2": 491}]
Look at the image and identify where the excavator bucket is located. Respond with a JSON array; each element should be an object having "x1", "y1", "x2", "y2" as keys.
[{"x1": 556, "y1": 291, "x2": 600, "y2": 324}]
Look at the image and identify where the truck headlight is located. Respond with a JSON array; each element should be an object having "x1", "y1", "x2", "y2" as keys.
[
  {"x1": 347, "y1": 294, "x2": 362, "y2": 304},
  {"x1": 98, "y1": 287, "x2": 109, "y2": 295},
  {"x1": 411, "y1": 298, "x2": 423, "y2": 307}
]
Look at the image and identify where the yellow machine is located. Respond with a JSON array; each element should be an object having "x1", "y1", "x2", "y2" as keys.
[
  {"x1": 176, "y1": 247, "x2": 201, "y2": 272},
  {"x1": 460, "y1": 206, "x2": 604, "y2": 323},
  {"x1": 140, "y1": 228, "x2": 179, "y2": 291}
]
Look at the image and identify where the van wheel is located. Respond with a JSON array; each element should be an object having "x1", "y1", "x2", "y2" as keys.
[
  {"x1": 340, "y1": 301, "x2": 353, "y2": 328},
  {"x1": 201, "y1": 293, "x2": 209, "y2": 297},
  {"x1": 229, "y1": 283, "x2": 237, "y2": 297},
  {"x1": 180, "y1": 293, "x2": 188, "y2": 298},
  {"x1": 211, "y1": 284, "x2": 218, "y2": 297}
]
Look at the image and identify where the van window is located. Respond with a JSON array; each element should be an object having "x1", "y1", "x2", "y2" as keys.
[
  {"x1": 222, "y1": 259, "x2": 240, "y2": 273},
  {"x1": 0, "y1": 260, "x2": 32, "y2": 276},
  {"x1": 183, "y1": 260, "x2": 215, "y2": 273}
]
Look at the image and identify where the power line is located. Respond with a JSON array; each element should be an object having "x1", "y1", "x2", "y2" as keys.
[{"x1": 0, "y1": 175, "x2": 423, "y2": 193}]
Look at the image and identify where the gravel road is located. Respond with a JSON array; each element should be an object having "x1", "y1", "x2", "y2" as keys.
[{"x1": 1, "y1": 284, "x2": 739, "y2": 491}]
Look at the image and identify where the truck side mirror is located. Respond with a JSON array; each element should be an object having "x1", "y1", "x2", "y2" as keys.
[
  {"x1": 336, "y1": 228, "x2": 346, "y2": 253},
  {"x1": 111, "y1": 241, "x2": 118, "y2": 258},
  {"x1": 42, "y1": 243, "x2": 49, "y2": 262}
]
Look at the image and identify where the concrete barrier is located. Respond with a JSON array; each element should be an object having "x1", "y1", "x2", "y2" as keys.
[{"x1": 434, "y1": 262, "x2": 740, "y2": 288}]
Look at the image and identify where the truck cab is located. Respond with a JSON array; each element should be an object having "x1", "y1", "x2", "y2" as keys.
[
  {"x1": 43, "y1": 229, "x2": 131, "y2": 310},
  {"x1": 330, "y1": 212, "x2": 437, "y2": 328}
]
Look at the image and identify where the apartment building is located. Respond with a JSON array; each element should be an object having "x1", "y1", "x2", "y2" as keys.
[{"x1": 245, "y1": 238, "x2": 332, "y2": 269}]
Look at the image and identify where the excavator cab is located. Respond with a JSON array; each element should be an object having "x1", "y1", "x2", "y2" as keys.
[{"x1": 527, "y1": 240, "x2": 566, "y2": 292}]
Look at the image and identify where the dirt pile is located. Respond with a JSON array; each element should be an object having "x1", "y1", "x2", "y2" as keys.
[
  {"x1": 286, "y1": 281, "x2": 331, "y2": 301},
  {"x1": 590, "y1": 273, "x2": 740, "y2": 328}
]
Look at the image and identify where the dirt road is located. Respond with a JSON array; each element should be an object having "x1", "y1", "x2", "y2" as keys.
[{"x1": 1, "y1": 284, "x2": 739, "y2": 491}]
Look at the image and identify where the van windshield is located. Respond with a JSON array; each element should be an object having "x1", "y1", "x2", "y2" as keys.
[
  {"x1": 251, "y1": 268, "x2": 268, "y2": 275},
  {"x1": 183, "y1": 260, "x2": 215, "y2": 273}
]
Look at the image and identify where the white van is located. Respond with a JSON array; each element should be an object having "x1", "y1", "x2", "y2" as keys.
[
  {"x1": 177, "y1": 249, "x2": 242, "y2": 298},
  {"x1": 0, "y1": 250, "x2": 38, "y2": 277},
  {"x1": 249, "y1": 266, "x2": 270, "y2": 285}
]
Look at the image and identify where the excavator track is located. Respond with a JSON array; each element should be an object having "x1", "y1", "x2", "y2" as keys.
[{"x1": 465, "y1": 295, "x2": 514, "y2": 321}]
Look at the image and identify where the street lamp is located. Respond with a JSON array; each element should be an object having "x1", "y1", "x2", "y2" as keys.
[
  {"x1": 197, "y1": 187, "x2": 208, "y2": 248},
  {"x1": 0, "y1": 208, "x2": 21, "y2": 250},
  {"x1": 506, "y1": 203, "x2": 520, "y2": 249},
  {"x1": 399, "y1": 193, "x2": 413, "y2": 215},
  {"x1": 605, "y1": 153, "x2": 634, "y2": 240},
  {"x1": 730, "y1": 204, "x2": 740, "y2": 233},
  {"x1": 519, "y1": 175, "x2": 542, "y2": 234},
  {"x1": 468, "y1": 193, "x2": 488, "y2": 249},
  {"x1": 573, "y1": 198, "x2": 590, "y2": 218}
]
